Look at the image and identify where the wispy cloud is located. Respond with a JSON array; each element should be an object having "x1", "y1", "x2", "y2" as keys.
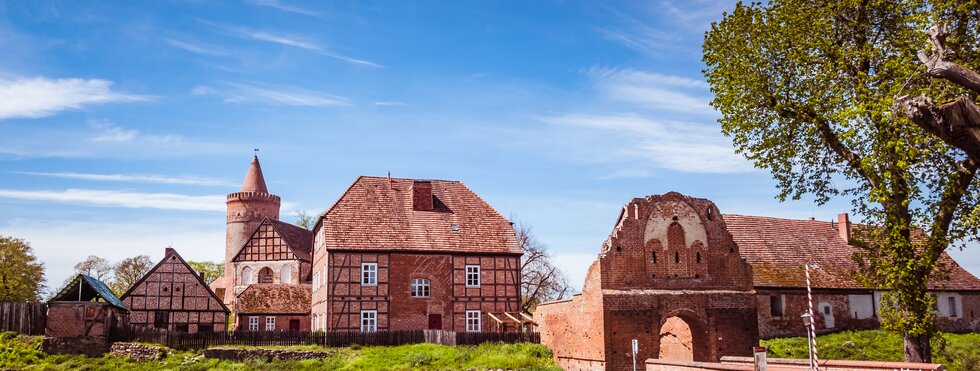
[
  {"x1": 193, "y1": 83, "x2": 350, "y2": 107},
  {"x1": 88, "y1": 119, "x2": 182, "y2": 145},
  {"x1": 538, "y1": 113, "x2": 753, "y2": 174},
  {"x1": 207, "y1": 22, "x2": 382, "y2": 67},
  {"x1": 0, "y1": 189, "x2": 226, "y2": 211},
  {"x1": 11, "y1": 171, "x2": 234, "y2": 187},
  {"x1": 374, "y1": 101, "x2": 411, "y2": 107},
  {"x1": 164, "y1": 38, "x2": 229, "y2": 57},
  {"x1": 246, "y1": 0, "x2": 320, "y2": 17},
  {"x1": 588, "y1": 67, "x2": 712, "y2": 113},
  {"x1": 0, "y1": 76, "x2": 152, "y2": 120}
]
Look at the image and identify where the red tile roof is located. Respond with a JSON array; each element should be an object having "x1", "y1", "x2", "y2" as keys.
[
  {"x1": 268, "y1": 219, "x2": 313, "y2": 261},
  {"x1": 321, "y1": 176, "x2": 520, "y2": 254},
  {"x1": 235, "y1": 284, "x2": 311, "y2": 314},
  {"x1": 241, "y1": 155, "x2": 269, "y2": 193},
  {"x1": 723, "y1": 214, "x2": 980, "y2": 291}
]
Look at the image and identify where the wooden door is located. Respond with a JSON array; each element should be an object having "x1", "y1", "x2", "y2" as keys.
[
  {"x1": 428, "y1": 314, "x2": 442, "y2": 329},
  {"x1": 289, "y1": 319, "x2": 300, "y2": 332}
]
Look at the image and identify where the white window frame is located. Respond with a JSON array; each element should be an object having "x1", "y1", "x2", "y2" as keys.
[
  {"x1": 949, "y1": 296, "x2": 959, "y2": 318},
  {"x1": 265, "y1": 316, "x2": 275, "y2": 331},
  {"x1": 411, "y1": 278, "x2": 430, "y2": 298},
  {"x1": 281, "y1": 265, "x2": 292, "y2": 284},
  {"x1": 362, "y1": 263, "x2": 378, "y2": 286},
  {"x1": 360, "y1": 310, "x2": 377, "y2": 332},
  {"x1": 248, "y1": 316, "x2": 259, "y2": 331},
  {"x1": 465, "y1": 310, "x2": 481, "y2": 332},
  {"x1": 465, "y1": 265, "x2": 480, "y2": 287}
]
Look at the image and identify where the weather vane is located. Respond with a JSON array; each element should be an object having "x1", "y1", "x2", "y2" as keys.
[{"x1": 254, "y1": 148, "x2": 259, "y2": 156}]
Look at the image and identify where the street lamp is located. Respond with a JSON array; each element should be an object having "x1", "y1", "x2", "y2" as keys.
[{"x1": 800, "y1": 313, "x2": 815, "y2": 370}]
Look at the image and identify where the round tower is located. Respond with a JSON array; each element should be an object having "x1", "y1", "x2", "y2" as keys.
[{"x1": 225, "y1": 155, "x2": 281, "y2": 285}]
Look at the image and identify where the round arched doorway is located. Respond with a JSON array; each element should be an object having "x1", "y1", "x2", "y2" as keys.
[
  {"x1": 659, "y1": 316, "x2": 694, "y2": 361},
  {"x1": 258, "y1": 267, "x2": 274, "y2": 284}
]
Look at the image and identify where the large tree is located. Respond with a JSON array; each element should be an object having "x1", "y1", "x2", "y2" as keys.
[
  {"x1": 704, "y1": 0, "x2": 978, "y2": 362},
  {"x1": 0, "y1": 236, "x2": 46, "y2": 302},
  {"x1": 109, "y1": 255, "x2": 154, "y2": 295},
  {"x1": 515, "y1": 218, "x2": 570, "y2": 314}
]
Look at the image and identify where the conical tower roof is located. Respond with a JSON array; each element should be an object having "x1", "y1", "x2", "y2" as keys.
[{"x1": 241, "y1": 155, "x2": 269, "y2": 193}]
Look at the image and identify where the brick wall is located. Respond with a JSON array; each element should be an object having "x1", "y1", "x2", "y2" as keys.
[{"x1": 318, "y1": 251, "x2": 520, "y2": 332}]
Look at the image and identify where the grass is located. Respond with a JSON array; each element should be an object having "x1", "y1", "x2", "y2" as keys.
[
  {"x1": 762, "y1": 330, "x2": 980, "y2": 371},
  {"x1": 0, "y1": 331, "x2": 560, "y2": 370}
]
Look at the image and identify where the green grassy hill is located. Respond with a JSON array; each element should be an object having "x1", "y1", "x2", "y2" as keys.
[
  {"x1": 761, "y1": 330, "x2": 980, "y2": 371},
  {"x1": 0, "y1": 331, "x2": 560, "y2": 370}
]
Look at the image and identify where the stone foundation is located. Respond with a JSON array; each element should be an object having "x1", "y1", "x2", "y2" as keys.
[
  {"x1": 203, "y1": 347, "x2": 331, "y2": 361},
  {"x1": 42, "y1": 336, "x2": 107, "y2": 357},
  {"x1": 109, "y1": 342, "x2": 167, "y2": 362}
]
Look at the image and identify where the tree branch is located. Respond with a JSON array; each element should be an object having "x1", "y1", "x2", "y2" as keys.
[
  {"x1": 925, "y1": 159, "x2": 978, "y2": 264},
  {"x1": 917, "y1": 24, "x2": 980, "y2": 94},
  {"x1": 897, "y1": 95, "x2": 980, "y2": 163}
]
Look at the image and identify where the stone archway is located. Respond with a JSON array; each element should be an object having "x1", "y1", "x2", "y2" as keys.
[{"x1": 658, "y1": 309, "x2": 710, "y2": 361}]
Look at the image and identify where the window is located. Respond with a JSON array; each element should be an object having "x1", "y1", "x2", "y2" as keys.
[
  {"x1": 465, "y1": 265, "x2": 480, "y2": 287},
  {"x1": 248, "y1": 316, "x2": 259, "y2": 331},
  {"x1": 823, "y1": 305, "x2": 831, "y2": 315},
  {"x1": 696, "y1": 252, "x2": 701, "y2": 264},
  {"x1": 361, "y1": 310, "x2": 377, "y2": 332},
  {"x1": 674, "y1": 251, "x2": 680, "y2": 263},
  {"x1": 451, "y1": 224, "x2": 459, "y2": 232},
  {"x1": 314, "y1": 272, "x2": 319, "y2": 291},
  {"x1": 198, "y1": 324, "x2": 214, "y2": 333},
  {"x1": 949, "y1": 297, "x2": 958, "y2": 318},
  {"x1": 265, "y1": 316, "x2": 276, "y2": 331},
  {"x1": 281, "y1": 265, "x2": 292, "y2": 284},
  {"x1": 242, "y1": 267, "x2": 253, "y2": 285},
  {"x1": 362, "y1": 263, "x2": 378, "y2": 286},
  {"x1": 411, "y1": 278, "x2": 430, "y2": 297},
  {"x1": 465, "y1": 310, "x2": 481, "y2": 332},
  {"x1": 652, "y1": 251, "x2": 657, "y2": 263},
  {"x1": 770, "y1": 295, "x2": 784, "y2": 317}
]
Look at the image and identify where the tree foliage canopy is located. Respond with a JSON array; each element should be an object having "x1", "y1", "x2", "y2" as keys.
[
  {"x1": 0, "y1": 236, "x2": 45, "y2": 302},
  {"x1": 704, "y1": 0, "x2": 979, "y2": 362},
  {"x1": 187, "y1": 261, "x2": 223, "y2": 284},
  {"x1": 110, "y1": 255, "x2": 154, "y2": 296}
]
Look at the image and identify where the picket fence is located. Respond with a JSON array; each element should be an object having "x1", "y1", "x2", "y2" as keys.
[
  {"x1": 0, "y1": 302, "x2": 46, "y2": 335},
  {"x1": 109, "y1": 325, "x2": 539, "y2": 350}
]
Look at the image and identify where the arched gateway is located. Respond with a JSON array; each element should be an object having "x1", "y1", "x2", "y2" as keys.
[{"x1": 536, "y1": 192, "x2": 759, "y2": 371}]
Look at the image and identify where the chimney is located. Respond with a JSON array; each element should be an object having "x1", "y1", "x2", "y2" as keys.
[
  {"x1": 837, "y1": 213, "x2": 851, "y2": 242},
  {"x1": 166, "y1": 247, "x2": 177, "y2": 256},
  {"x1": 412, "y1": 181, "x2": 434, "y2": 211}
]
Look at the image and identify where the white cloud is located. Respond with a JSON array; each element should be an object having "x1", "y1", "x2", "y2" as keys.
[
  {"x1": 589, "y1": 67, "x2": 712, "y2": 113},
  {"x1": 0, "y1": 189, "x2": 226, "y2": 211},
  {"x1": 374, "y1": 101, "x2": 411, "y2": 107},
  {"x1": 88, "y1": 119, "x2": 182, "y2": 145},
  {"x1": 11, "y1": 171, "x2": 233, "y2": 187},
  {"x1": 539, "y1": 113, "x2": 753, "y2": 174},
  {"x1": 164, "y1": 38, "x2": 229, "y2": 57},
  {"x1": 214, "y1": 23, "x2": 382, "y2": 67},
  {"x1": 0, "y1": 76, "x2": 152, "y2": 120},
  {"x1": 205, "y1": 82, "x2": 350, "y2": 107},
  {"x1": 246, "y1": 0, "x2": 320, "y2": 17}
]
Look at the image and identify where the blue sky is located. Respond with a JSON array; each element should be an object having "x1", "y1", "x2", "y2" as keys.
[{"x1": 1, "y1": 0, "x2": 976, "y2": 292}]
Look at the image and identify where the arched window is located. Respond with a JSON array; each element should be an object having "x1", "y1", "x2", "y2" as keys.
[
  {"x1": 258, "y1": 267, "x2": 274, "y2": 284},
  {"x1": 281, "y1": 265, "x2": 292, "y2": 284},
  {"x1": 242, "y1": 267, "x2": 253, "y2": 285}
]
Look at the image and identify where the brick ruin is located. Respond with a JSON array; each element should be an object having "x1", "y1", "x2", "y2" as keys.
[{"x1": 535, "y1": 192, "x2": 759, "y2": 371}]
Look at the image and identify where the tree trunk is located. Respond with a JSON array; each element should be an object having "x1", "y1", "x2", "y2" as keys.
[{"x1": 903, "y1": 334, "x2": 932, "y2": 363}]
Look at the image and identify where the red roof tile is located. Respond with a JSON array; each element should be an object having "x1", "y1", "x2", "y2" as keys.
[
  {"x1": 723, "y1": 214, "x2": 980, "y2": 291},
  {"x1": 241, "y1": 155, "x2": 269, "y2": 193},
  {"x1": 268, "y1": 219, "x2": 313, "y2": 261},
  {"x1": 235, "y1": 284, "x2": 311, "y2": 314},
  {"x1": 321, "y1": 176, "x2": 520, "y2": 254}
]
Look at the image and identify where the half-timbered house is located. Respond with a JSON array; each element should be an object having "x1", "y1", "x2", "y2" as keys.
[
  {"x1": 310, "y1": 177, "x2": 523, "y2": 333},
  {"x1": 120, "y1": 248, "x2": 229, "y2": 333}
]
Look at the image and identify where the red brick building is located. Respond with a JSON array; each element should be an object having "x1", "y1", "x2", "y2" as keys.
[
  {"x1": 120, "y1": 248, "x2": 229, "y2": 333},
  {"x1": 310, "y1": 177, "x2": 523, "y2": 333},
  {"x1": 209, "y1": 156, "x2": 313, "y2": 332},
  {"x1": 535, "y1": 192, "x2": 760, "y2": 371},
  {"x1": 725, "y1": 213, "x2": 980, "y2": 338}
]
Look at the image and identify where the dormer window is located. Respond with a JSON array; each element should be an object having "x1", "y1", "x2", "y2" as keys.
[{"x1": 451, "y1": 224, "x2": 459, "y2": 232}]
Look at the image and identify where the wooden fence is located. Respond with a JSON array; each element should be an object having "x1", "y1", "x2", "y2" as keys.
[
  {"x1": 109, "y1": 325, "x2": 539, "y2": 350},
  {"x1": 0, "y1": 302, "x2": 46, "y2": 335}
]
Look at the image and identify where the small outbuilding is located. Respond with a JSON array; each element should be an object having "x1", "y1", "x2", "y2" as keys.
[{"x1": 44, "y1": 274, "x2": 129, "y2": 357}]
